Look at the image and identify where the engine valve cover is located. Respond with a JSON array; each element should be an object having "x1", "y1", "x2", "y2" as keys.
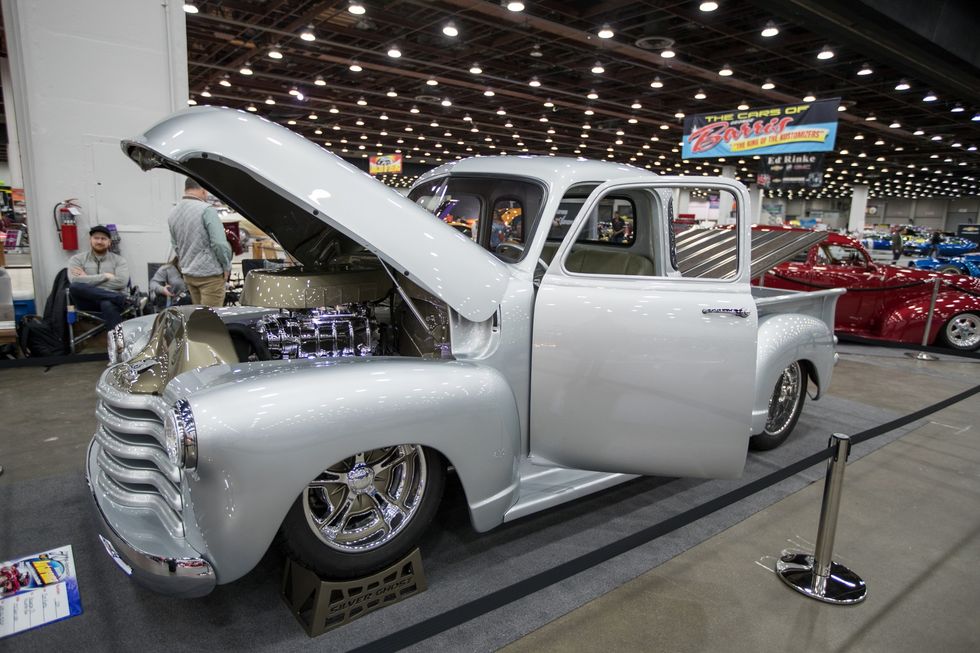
[{"x1": 257, "y1": 306, "x2": 377, "y2": 359}]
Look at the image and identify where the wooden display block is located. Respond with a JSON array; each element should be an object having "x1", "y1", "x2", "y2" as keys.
[{"x1": 281, "y1": 548, "x2": 427, "y2": 637}]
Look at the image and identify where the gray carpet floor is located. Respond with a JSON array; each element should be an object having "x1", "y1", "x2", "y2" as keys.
[{"x1": 0, "y1": 385, "x2": 928, "y2": 652}]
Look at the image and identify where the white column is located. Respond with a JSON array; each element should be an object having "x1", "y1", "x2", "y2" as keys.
[
  {"x1": 747, "y1": 184, "x2": 763, "y2": 224},
  {"x1": 1, "y1": 58, "x2": 23, "y2": 188},
  {"x1": 2, "y1": 0, "x2": 188, "y2": 307},
  {"x1": 677, "y1": 189, "x2": 690, "y2": 214},
  {"x1": 721, "y1": 165, "x2": 736, "y2": 179},
  {"x1": 848, "y1": 184, "x2": 869, "y2": 235}
]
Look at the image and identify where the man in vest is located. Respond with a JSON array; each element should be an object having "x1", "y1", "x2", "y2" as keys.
[
  {"x1": 168, "y1": 178, "x2": 232, "y2": 307},
  {"x1": 68, "y1": 225, "x2": 131, "y2": 328}
]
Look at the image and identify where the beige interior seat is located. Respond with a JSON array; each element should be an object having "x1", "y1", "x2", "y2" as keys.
[{"x1": 565, "y1": 248, "x2": 654, "y2": 276}]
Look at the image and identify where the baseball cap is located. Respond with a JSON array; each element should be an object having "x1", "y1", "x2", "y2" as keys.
[{"x1": 89, "y1": 225, "x2": 112, "y2": 237}]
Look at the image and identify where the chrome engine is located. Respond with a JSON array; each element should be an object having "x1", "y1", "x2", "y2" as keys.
[{"x1": 256, "y1": 305, "x2": 378, "y2": 359}]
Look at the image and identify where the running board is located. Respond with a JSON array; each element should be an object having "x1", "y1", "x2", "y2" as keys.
[{"x1": 502, "y1": 461, "x2": 638, "y2": 522}]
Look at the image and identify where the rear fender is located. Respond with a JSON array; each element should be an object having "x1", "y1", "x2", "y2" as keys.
[
  {"x1": 168, "y1": 357, "x2": 521, "y2": 584},
  {"x1": 752, "y1": 313, "x2": 835, "y2": 435},
  {"x1": 879, "y1": 292, "x2": 980, "y2": 344}
]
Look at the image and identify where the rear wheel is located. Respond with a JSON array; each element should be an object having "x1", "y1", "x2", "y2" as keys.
[
  {"x1": 750, "y1": 362, "x2": 808, "y2": 451},
  {"x1": 279, "y1": 444, "x2": 444, "y2": 579},
  {"x1": 938, "y1": 265, "x2": 963, "y2": 274},
  {"x1": 941, "y1": 312, "x2": 980, "y2": 351}
]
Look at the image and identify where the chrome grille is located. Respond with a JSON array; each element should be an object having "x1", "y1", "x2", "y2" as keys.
[{"x1": 94, "y1": 379, "x2": 184, "y2": 538}]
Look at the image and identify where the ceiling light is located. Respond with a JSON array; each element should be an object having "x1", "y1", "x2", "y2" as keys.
[
  {"x1": 264, "y1": 96, "x2": 275, "y2": 105},
  {"x1": 650, "y1": 77, "x2": 664, "y2": 88},
  {"x1": 484, "y1": 88, "x2": 495, "y2": 97},
  {"x1": 837, "y1": 105, "x2": 846, "y2": 111},
  {"x1": 200, "y1": 87, "x2": 211, "y2": 98},
  {"x1": 182, "y1": 3, "x2": 199, "y2": 14},
  {"x1": 187, "y1": 97, "x2": 197, "y2": 105},
  {"x1": 854, "y1": 134, "x2": 864, "y2": 140},
  {"x1": 719, "y1": 64, "x2": 733, "y2": 76},
  {"x1": 761, "y1": 78, "x2": 775, "y2": 90},
  {"x1": 628, "y1": 117, "x2": 638, "y2": 124},
  {"x1": 584, "y1": 108, "x2": 594, "y2": 115},
  {"x1": 349, "y1": 61, "x2": 363, "y2": 72},
  {"x1": 922, "y1": 91, "x2": 937, "y2": 102},
  {"x1": 219, "y1": 76, "x2": 231, "y2": 87},
  {"x1": 597, "y1": 24, "x2": 614, "y2": 39},
  {"x1": 761, "y1": 21, "x2": 779, "y2": 37},
  {"x1": 309, "y1": 113, "x2": 319, "y2": 120},
  {"x1": 441, "y1": 98, "x2": 452, "y2": 106},
  {"x1": 300, "y1": 24, "x2": 316, "y2": 41},
  {"x1": 930, "y1": 135, "x2": 942, "y2": 141},
  {"x1": 803, "y1": 93, "x2": 816, "y2": 102},
  {"x1": 660, "y1": 48, "x2": 675, "y2": 59},
  {"x1": 857, "y1": 63, "x2": 873, "y2": 76},
  {"x1": 737, "y1": 102, "x2": 749, "y2": 110},
  {"x1": 387, "y1": 45, "x2": 402, "y2": 58},
  {"x1": 539, "y1": 116, "x2": 549, "y2": 122},
  {"x1": 268, "y1": 45, "x2": 283, "y2": 59},
  {"x1": 699, "y1": 2, "x2": 719, "y2": 11},
  {"x1": 543, "y1": 99, "x2": 555, "y2": 107},
  {"x1": 586, "y1": 89, "x2": 599, "y2": 100},
  {"x1": 529, "y1": 45, "x2": 543, "y2": 57},
  {"x1": 348, "y1": 2, "x2": 366, "y2": 15},
  {"x1": 950, "y1": 104, "x2": 964, "y2": 113},
  {"x1": 328, "y1": 106, "x2": 339, "y2": 113},
  {"x1": 674, "y1": 111, "x2": 685, "y2": 119},
  {"x1": 469, "y1": 64, "x2": 482, "y2": 74},
  {"x1": 311, "y1": 76, "x2": 326, "y2": 88},
  {"x1": 889, "y1": 121, "x2": 900, "y2": 128},
  {"x1": 972, "y1": 113, "x2": 980, "y2": 121},
  {"x1": 631, "y1": 100, "x2": 642, "y2": 109},
  {"x1": 356, "y1": 97, "x2": 367, "y2": 106},
  {"x1": 591, "y1": 62, "x2": 605, "y2": 74},
  {"x1": 442, "y1": 21, "x2": 459, "y2": 37},
  {"x1": 817, "y1": 46, "x2": 834, "y2": 60},
  {"x1": 505, "y1": 1, "x2": 525, "y2": 11},
  {"x1": 239, "y1": 63, "x2": 253, "y2": 75},
  {"x1": 246, "y1": 104, "x2": 257, "y2": 112},
  {"x1": 386, "y1": 88, "x2": 398, "y2": 97},
  {"x1": 409, "y1": 105, "x2": 419, "y2": 113},
  {"x1": 528, "y1": 76, "x2": 541, "y2": 87},
  {"x1": 289, "y1": 87, "x2": 300, "y2": 96},
  {"x1": 426, "y1": 78, "x2": 439, "y2": 86},
  {"x1": 895, "y1": 79, "x2": 910, "y2": 91},
  {"x1": 913, "y1": 129, "x2": 925, "y2": 135},
  {"x1": 694, "y1": 89, "x2": 706, "y2": 99}
]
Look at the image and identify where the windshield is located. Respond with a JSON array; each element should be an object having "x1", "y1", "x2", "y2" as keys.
[{"x1": 408, "y1": 175, "x2": 545, "y2": 262}]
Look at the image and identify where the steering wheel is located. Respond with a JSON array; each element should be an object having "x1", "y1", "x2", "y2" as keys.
[{"x1": 494, "y1": 242, "x2": 549, "y2": 273}]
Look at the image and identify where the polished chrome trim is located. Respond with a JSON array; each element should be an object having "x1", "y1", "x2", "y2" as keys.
[
  {"x1": 94, "y1": 425, "x2": 180, "y2": 483},
  {"x1": 97, "y1": 402, "x2": 165, "y2": 444},
  {"x1": 87, "y1": 442, "x2": 216, "y2": 598},
  {"x1": 171, "y1": 399, "x2": 199, "y2": 470},
  {"x1": 97, "y1": 468, "x2": 184, "y2": 538},
  {"x1": 97, "y1": 448, "x2": 183, "y2": 514},
  {"x1": 702, "y1": 307, "x2": 750, "y2": 318}
]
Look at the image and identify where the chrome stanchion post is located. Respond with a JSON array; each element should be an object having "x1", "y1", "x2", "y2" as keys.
[
  {"x1": 776, "y1": 433, "x2": 867, "y2": 604},
  {"x1": 905, "y1": 277, "x2": 941, "y2": 361}
]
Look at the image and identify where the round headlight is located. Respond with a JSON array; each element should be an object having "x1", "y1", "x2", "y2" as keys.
[{"x1": 164, "y1": 399, "x2": 198, "y2": 469}]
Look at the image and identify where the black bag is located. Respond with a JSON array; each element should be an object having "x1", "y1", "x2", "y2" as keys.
[
  {"x1": 17, "y1": 315, "x2": 68, "y2": 357},
  {"x1": 17, "y1": 268, "x2": 71, "y2": 357}
]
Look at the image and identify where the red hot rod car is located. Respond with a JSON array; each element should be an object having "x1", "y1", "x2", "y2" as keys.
[{"x1": 758, "y1": 228, "x2": 980, "y2": 351}]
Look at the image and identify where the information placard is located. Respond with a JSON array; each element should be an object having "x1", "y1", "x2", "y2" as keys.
[{"x1": 0, "y1": 546, "x2": 82, "y2": 639}]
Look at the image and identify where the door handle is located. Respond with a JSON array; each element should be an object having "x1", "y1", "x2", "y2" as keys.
[{"x1": 702, "y1": 307, "x2": 751, "y2": 318}]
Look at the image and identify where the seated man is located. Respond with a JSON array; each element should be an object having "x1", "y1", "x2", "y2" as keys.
[
  {"x1": 149, "y1": 257, "x2": 190, "y2": 311},
  {"x1": 67, "y1": 225, "x2": 130, "y2": 328}
]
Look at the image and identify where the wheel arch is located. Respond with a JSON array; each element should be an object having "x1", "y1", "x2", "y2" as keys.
[
  {"x1": 174, "y1": 357, "x2": 522, "y2": 584},
  {"x1": 751, "y1": 313, "x2": 835, "y2": 436}
]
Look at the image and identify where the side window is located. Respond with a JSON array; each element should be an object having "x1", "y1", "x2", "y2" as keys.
[
  {"x1": 436, "y1": 195, "x2": 481, "y2": 242},
  {"x1": 490, "y1": 198, "x2": 524, "y2": 249},
  {"x1": 663, "y1": 186, "x2": 739, "y2": 280},
  {"x1": 563, "y1": 195, "x2": 653, "y2": 277},
  {"x1": 569, "y1": 197, "x2": 636, "y2": 247},
  {"x1": 823, "y1": 244, "x2": 866, "y2": 266}
]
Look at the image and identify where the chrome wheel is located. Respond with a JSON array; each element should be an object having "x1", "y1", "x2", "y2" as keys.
[
  {"x1": 944, "y1": 312, "x2": 980, "y2": 351},
  {"x1": 303, "y1": 445, "x2": 428, "y2": 553},
  {"x1": 765, "y1": 362, "x2": 803, "y2": 436}
]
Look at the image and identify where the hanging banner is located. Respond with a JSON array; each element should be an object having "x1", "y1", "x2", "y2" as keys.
[
  {"x1": 369, "y1": 153, "x2": 403, "y2": 175},
  {"x1": 683, "y1": 99, "x2": 840, "y2": 159},
  {"x1": 756, "y1": 153, "x2": 825, "y2": 189}
]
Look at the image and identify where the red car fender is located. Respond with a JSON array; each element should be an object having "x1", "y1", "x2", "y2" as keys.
[{"x1": 878, "y1": 290, "x2": 980, "y2": 344}]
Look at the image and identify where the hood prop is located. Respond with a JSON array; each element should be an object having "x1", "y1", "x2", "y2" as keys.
[{"x1": 378, "y1": 259, "x2": 435, "y2": 336}]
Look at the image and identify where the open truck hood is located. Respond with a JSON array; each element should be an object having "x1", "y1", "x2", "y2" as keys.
[{"x1": 121, "y1": 106, "x2": 509, "y2": 322}]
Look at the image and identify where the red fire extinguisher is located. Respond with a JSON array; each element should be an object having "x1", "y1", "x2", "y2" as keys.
[{"x1": 54, "y1": 199, "x2": 80, "y2": 250}]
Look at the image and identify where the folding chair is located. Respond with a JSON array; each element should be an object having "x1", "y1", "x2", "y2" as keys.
[{"x1": 67, "y1": 285, "x2": 141, "y2": 353}]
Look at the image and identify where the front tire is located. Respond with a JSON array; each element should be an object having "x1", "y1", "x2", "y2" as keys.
[
  {"x1": 750, "y1": 362, "x2": 808, "y2": 451},
  {"x1": 941, "y1": 312, "x2": 980, "y2": 351},
  {"x1": 279, "y1": 444, "x2": 444, "y2": 579}
]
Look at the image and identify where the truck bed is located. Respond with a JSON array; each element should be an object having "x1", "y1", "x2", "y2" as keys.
[{"x1": 753, "y1": 285, "x2": 844, "y2": 326}]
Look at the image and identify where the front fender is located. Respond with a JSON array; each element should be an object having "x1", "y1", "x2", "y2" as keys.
[
  {"x1": 751, "y1": 313, "x2": 835, "y2": 435},
  {"x1": 168, "y1": 357, "x2": 521, "y2": 584}
]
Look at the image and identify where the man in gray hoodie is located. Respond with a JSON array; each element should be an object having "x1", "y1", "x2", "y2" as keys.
[
  {"x1": 68, "y1": 225, "x2": 130, "y2": 328},
  {"x1": 168, "y1": 177, "x2": 232, "y2": 307}
]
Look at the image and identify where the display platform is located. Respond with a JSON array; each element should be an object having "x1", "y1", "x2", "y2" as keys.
[{"x1": 0, "y1": 378, "x2": 929, "y2": 651}]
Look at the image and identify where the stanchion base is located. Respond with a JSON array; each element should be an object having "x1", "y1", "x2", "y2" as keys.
[
  {"x1": 776, "y1": 551, "x2": 867, "y2": 605},
  {"x1": 904, "y1": 351, "x2": 939, "y2": 361}
]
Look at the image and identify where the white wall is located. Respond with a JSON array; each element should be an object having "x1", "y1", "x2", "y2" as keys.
[
  {"x1": 0, "y1": 162, "x2": 11, "y2": 186},
  {"x1": 2, "y1": 0, "x2": 188, "y2": 304}
]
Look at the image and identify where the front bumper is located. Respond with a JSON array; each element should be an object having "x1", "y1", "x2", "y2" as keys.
[{"x1": 86, "y1": 439, "x2": 216, "y2": 598}]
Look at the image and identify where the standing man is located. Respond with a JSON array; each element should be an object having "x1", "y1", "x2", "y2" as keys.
[
  {"x1": 68, "y1": 225, "x2": 131, "y2": 328},
  {"x1": 890, "y1": 226, "x2": 903, "y2": 262},
  {"x1": 168, "y1": 178, "x2": 232, "y2": 307}
]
